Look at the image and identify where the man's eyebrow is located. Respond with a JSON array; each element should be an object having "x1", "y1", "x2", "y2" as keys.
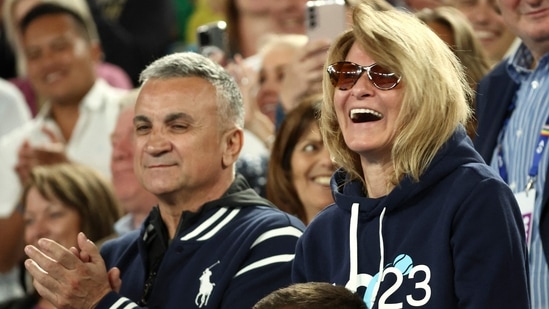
[
  {"x1": 133, "y1": 113, "x2": 194, "y2": 125},
  {"x1": 133, "y1": 115, "x2": 150, "y2": 124},
  {"x1": 165, "y1": 112, "x2": 193, "y2": 123}
]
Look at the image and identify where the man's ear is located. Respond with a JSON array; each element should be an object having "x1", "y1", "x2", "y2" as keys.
[
  {"x1": 221, "y1": 128, "x2": 243, "y2": 168},
  {"x1": 89, "y1": 40, "x2": 103, "y2": 65}
]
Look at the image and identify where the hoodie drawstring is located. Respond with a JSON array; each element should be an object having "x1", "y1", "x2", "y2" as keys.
[
  {"x1": 346, "y1": 203, "x2": 387, "y2": 308},
  {"x1": 347, "y1": 203, "x2": 360, "y2": 292},
  {"x1": 370, "y1": 207, "x2": 387, "y2": 306}
]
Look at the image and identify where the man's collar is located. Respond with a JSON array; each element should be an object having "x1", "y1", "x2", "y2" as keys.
[
  {"x1": 508, "y1": 43, "x2": 534, "y2": 74},
  {"x1": 80, "y1": 79, "x2": 110, "y2": 111},
  {"x1": 507, "y1": 43, "x2": 549, "y2": 80},
  {"x1": 35, "y1": 79, "x2": 108, "y2": 119}
]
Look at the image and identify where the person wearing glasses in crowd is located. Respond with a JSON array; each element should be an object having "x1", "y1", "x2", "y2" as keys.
[{"x1": 292, "y1": 3, "x2": 529, "y2": 308}]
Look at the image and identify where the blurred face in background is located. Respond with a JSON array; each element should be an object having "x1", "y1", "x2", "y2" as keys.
[
  {"x1": 257, "y1": 44, "x2": 298, "y2": 122},
  {"x1": 290, "y1": 122, "x2": 335, "y2": 223},
  {"x1": 496, "y1": 0, "x2": 549, "y2": 59},
  {"x1": 454, "y1": 0, "x2": 516, "y2": 62},
  {"x1": 24, "y1": 186, "x2": 81, "y2": 249},
  {"x1": 111, "y1": 106, "x2": 157, "y2": 220},
  {"x1": 269, "y1": 0, "x2": 307, "y2": 34},
  {"x1": 22, "y1": 13, "x2": 99, "y2": 105},
  {"x1": 237, "y1": 0, "x2": 270, "y2": 13}
]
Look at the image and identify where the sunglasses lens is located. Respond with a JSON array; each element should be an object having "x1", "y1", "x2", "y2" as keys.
[
  {"x1": 369, "y1": 64, "x2": 400, "y2": 90},
  {"x1": 328, "y1": 62, "x2": 400, "y2": 90},
  {"x1": 328, "y1": 62, "x2": 362, "y2": 90}
]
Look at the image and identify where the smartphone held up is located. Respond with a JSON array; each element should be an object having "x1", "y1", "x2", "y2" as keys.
[
  {"x1": 196, "y1": 20, "x2": 229, "y2": 65},
  {"x1": 305, "y1": 0, "x2": 347, "y2": 41}
]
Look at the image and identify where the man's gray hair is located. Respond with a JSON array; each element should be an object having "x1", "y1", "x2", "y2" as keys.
[{"x1": 139, "y1": 52, "x2": 244, "y2": 128}]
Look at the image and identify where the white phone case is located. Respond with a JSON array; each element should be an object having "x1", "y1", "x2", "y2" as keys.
[{"x1": 305, "y1": 0, "x2": 347, "y2": 41}]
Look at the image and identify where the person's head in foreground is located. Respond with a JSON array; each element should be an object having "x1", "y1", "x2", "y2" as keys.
[{"x1": 253, "y1": 282, "x2": 367, "y2": 309}]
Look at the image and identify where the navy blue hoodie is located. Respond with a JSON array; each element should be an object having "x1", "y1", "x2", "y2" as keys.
[{"x1": 292, "y1": 128, "x2": 529, "y2": 308}]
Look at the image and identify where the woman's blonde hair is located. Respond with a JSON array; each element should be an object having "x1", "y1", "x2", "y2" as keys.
[{"x1": 320, "y1": 3, "x2": 472, "y2": 188}]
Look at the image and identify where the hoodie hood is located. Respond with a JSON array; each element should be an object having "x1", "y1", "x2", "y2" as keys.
[
  {"x1": 331, "y1": 127, "x2": 483, "y2": 218},
  {"x1": 333, "y1": 127, "x2": 484, "y2": 305}
]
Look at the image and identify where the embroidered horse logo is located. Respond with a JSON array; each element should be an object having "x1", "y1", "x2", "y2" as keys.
[{"x1": 195, "y1": 261, "x2": 220, "y2": 308}]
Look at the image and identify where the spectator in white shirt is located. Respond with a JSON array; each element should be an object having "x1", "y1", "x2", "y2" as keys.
[
  {"x1": 0, "y1": 78, "x2": 30, "y2": 136},
  {"x1": 0, "y1": 2, "x2": 126, "y2": 220}
]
